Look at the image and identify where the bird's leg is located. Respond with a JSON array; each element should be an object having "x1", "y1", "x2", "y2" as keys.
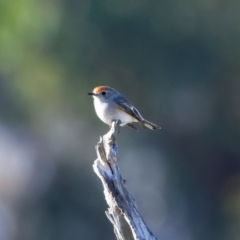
[{"x1": 113, "y1": 119, "x2": 121, "y2": 134}]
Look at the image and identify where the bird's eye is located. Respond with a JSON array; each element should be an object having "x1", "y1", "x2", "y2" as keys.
[{"x1": 101, "y1": 91, "x2": 106, "y2": 96}]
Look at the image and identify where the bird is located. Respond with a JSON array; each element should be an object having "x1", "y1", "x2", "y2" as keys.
[{"x1": 88, "y1": 86, "x2": 160, "y2": 130}]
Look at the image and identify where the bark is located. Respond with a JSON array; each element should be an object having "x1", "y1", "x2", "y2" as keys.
[{"x1": 93, "y1": 120, "x2": 158, "y2": 240}]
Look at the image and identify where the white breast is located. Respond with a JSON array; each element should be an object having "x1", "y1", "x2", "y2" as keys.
[{"x1": 93, "y1": 98, "x2": 136, "y2": 126}]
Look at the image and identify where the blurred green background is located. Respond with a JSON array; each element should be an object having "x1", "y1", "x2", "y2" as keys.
[{"x1": 0, "y1": 0, "x2": 240, "y2": 239}]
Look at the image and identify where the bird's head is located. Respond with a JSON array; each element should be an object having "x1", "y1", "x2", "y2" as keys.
[{"x1": 88, "y1": 86, "x2": 116, "y2": 101}]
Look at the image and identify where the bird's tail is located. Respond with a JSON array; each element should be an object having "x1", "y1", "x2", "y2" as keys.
[{"x1": 140, "y1": 119, "x2": 161, "y2": 130}]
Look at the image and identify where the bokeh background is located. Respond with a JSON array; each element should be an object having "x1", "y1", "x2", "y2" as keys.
[{"x1": 0, "y1": 0, "x2": 240, "y2": 239}]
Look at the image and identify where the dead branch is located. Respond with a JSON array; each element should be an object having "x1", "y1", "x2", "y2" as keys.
[{"x1": 93, "y1": 120, "x2": 158, "y2": 240}]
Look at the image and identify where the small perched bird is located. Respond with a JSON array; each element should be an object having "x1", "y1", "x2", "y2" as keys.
[{"x1": 88, "y1": 86, "x2": 160, "y2": 130}]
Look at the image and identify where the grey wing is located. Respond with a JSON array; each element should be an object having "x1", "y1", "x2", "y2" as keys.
[{"x1": 113, "y1": 95, "x2": 144, "y2": 122}]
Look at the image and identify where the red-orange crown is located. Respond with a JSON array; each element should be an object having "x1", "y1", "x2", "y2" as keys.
[{"x1": 93, "y1": 86, "x2": 112, "y2": 93}]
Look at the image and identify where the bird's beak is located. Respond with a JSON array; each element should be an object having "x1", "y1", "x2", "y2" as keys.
[{"x1": 87, "y1": 92, "x2": 96, "y2": 96}]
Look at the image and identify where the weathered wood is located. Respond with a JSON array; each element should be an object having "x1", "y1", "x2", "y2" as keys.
[{"x1": 93, "y1": 120, "x2": 158, "y2": 240}]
